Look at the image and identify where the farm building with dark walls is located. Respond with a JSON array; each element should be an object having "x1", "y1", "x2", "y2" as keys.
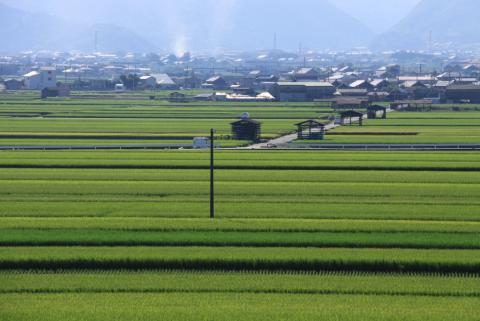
[
  {"x1": 272, "y1": 82, "x2": 335, "y2": 102},
  {"x1": 446, "y1": 84, "x2": 480, "y2": 103},
  {"x1": 231, "y1": 119, "x2": 261, "y2": 141}
]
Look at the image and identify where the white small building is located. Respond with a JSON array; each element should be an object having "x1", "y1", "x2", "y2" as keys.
[
  {"x1": 193, "y1": 137, "x2": 210, "y2": 149},
  {"x1": 115, "y1": 84, "x2": 126, "y2": 92},
  {"x1": 23, "y1": 67, "x2": 57, "y2": 90},
  {"x1": 23, "y1": 71, "x2": 41, "y2": 89},
  {"x1": 139, "y1": 75, "x2": 157, "y2": 89}
]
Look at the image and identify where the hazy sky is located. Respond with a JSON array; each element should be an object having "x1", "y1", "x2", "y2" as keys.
[
  {"x1": 332, "y1": 0, "x2": 422, "y2": 30},
  {"x1": 1, "y1": 0, "x2": 421, "y2": 33}
]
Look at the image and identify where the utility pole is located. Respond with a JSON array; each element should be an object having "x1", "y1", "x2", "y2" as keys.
[
  {"x1": 428, "y1": 30, "x2": 432, "y2": 52},
  {"x1": 94, "y1": 30, "x2": 98, "y2": 52},
  {"x1": 210, "y1": 128, "x2": 215, "y2": 219}
]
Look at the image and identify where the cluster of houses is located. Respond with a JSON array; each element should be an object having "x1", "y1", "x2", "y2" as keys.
[
  {"x1": 2, "y1": 50, "x2": 480, "y2": 103},
  {"x1": 191, "y1": 63, "x2": 480, "y2": 104}
]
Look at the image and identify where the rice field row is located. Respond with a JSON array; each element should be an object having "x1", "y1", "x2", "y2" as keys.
[
  {"x1": 1, "y1": 246, "x2": 479, "y2": 273},
  {"x1": 1, "y1": 150, "x2": 480, "y2": 170},
  {"x1": 3, "y1": 217, "x2": 480, "y2": 233},
  {"x1": 2, "y1": 291, "x2": 478, "y2": 321},
  {"x1": 2, "y1": 271, "x2": 479, "y2": 297},
  {"x1": 1, "y1": 229, "x2": 479, "y2": 249}
]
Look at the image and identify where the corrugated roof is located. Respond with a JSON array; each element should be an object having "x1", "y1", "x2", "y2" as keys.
[
  {"x1": 152, "y1": 73, "x2": 176, "y2": 85},
  {"x1": 23, "y1": 71, "x2": 40, "y2": 78},
  {"x1": 402, "y1": 80, "x2": 425, "y2": 88},
  {"x1": 296, "y1": 68, "x2": 315, "y2": 75},
  {"x1": 370, "y1": 79, "x2": 388, "y2": 87},
  {"x1": 349, "y1": 80, "x2": 368, "y2": 88}
]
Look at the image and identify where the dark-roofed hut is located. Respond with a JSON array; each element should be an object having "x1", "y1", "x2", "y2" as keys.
[
  {"x1": 340, "y1": 110, "x2": 364, "y2": 126},
  {"x1": 296, "y1": 120, "x2": 326, "y2": 140},
  {"x1": 367, "y1": 105, "x2": 387, "y2": 119},
  {"x1": 231, "y1": 118, "x2": 261, "y2": 141},
  {"x1": 169, "y1": 92, "x2": 187, "y2": 102}
]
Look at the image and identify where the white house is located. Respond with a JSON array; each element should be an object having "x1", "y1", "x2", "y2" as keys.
[
  {"x1": 193, "y1": 137, "x2": 210, "y2": 149},
  {"x1": 139, "y1": 75, "x2": 157, "y2": 89},
  {"x1": 115, "y1": 84, "x2": 126, "y2": 92},
  {"x1": 23, "y1": 67, "x2": 57, "y2": 90},
  {"x1": 23, "y1": 71, "x2": 41, "y2": 89}
]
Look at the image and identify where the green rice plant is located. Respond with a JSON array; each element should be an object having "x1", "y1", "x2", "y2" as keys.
[
  {"x1": 1, "y1": 150, "x2": 480, "y2": 171},
  {"x1": 1, "y1": 291, "x2": 479, "y2": 321},
  {"x1": 2, "y1": 168, "x2": 480, "y2": 184},
  {"x1": 1, "y1": 271, "x2": 479, "y2": 297},
  {"x1": 2, "y1": 217, "x2": 480, "y2": 234},
  {"x1": 1, "y1": 246, "x2": 479, "y2": 273},
  {"x1": 0, "y1": 229, "x2": 479, "y2": 249}
]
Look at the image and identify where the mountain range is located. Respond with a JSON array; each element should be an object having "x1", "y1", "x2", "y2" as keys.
[
  {"x1": 0, "y1": 0, "x2": 373, "y2": 53},
  {"x1": 1, "y1": 0, "x2": 480, "y2": 53},
  {"x1": 0, "y1": 3, "x2": 156, "y2": 52},
  {"x1": 373, "y1": 0, "x2": 480, "y2": 50}
]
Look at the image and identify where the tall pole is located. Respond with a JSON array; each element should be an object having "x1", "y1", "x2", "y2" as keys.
[{"x1": 210, "y1": 128, "x2": 215, "y2": 219}]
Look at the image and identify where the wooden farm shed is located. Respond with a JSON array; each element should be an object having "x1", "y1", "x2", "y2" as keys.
[
  {"x1": 231, "y1": 118, "x2": 261, "y2": 141},
  {"x1": 367, "y1": 105, "x2": 387, "y2": 119},
  {"x1": 318, "y1": 97, "x2": 369, "y2": 110},
  {"x1": 168, "y1": 92, "x2": 188, "y2": 102},
  {"x1": 296, "y1": 120, "x2": 326, "y2": 140},
  {"x1": 390, "y1": 100, "x2": 432, "y2": 111},
  {"x1": 340, "y1": 110, "x2": 364, "y2": 126}
]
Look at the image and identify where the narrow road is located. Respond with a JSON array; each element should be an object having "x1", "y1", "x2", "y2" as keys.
[
  {"x1": 1, "y1": 143, "x2": 478, "y2": 152},
  {"x1": 248, "y1": 122, "x2": 339, "y2": 149}
]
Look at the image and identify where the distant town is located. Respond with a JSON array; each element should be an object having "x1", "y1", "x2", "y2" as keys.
[{"x1": 1, "y1": 50, "x2": 480, "y2": 105}]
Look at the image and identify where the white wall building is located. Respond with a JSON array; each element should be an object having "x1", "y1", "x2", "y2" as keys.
[
  {"x1": 139, "y1": 75, "x2": 157, "y2": 89},
  {"x1": 115, "y1": 84, "x2": 126, "y2": 92},
  {"x1": 23, "y1": 67, "x2": 57, "y2": 90},
  {"x1": 193, "y1": 137, "x2": 210, "y2": 149},
  {"x1": 23, "y1": 71, "x2": 41, "y2": 89}
]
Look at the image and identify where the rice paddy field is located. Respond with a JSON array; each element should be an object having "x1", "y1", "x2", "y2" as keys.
[
  {"x1": 0, "y1": 94, "x2": 333, "y2": 147},
  {"x1": 0, "y1": 93, "x2": 479, "y2": 320},
  {"x1": 1, "y1": 149, "x2": 480, "y2": 320}
]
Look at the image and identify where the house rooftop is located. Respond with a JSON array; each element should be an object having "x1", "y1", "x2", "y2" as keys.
[
  {"x1": 206, "y1": 76, "x2": 223, "y2": 83},
  {"x1": 370, "y1": 79, "x2": 388, "y2": 87},
  {"x1": 23, "y1": 71, "x2": 40, "y2": 78},
  {"x1": 349, "y1": 80, "x2": 369, "y2": 88},
  {"x1": 277, "y1": 81, "x2": 333, "y2": 87},
  {"x1": 296, "y1": 68, "x2": 315, "y2": 75}
]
